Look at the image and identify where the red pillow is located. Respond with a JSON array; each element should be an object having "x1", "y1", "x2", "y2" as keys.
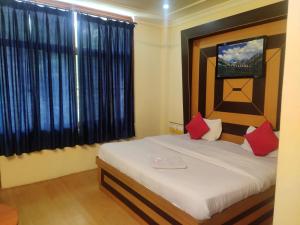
[
  {"x1": 245, "y1": 121, "x2": 279, "y2": 156},
  {"x1": 185, "y1": 113, "x2": 209, "y2": 139}
]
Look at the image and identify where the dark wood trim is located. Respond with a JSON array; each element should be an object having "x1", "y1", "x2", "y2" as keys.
[
  {"x1": 223, "y1": 197, "x2": 274, "y2": 225},
  {"x1": 222, "y1": 123, "x2": 249, "y2": 136},
  {"x1": 215, "y1": 102, "x2": 262, "y2": 115},
  {"x1": 276, "y1": 44, "x2": 286, "y2": 130},
  {"x1": 198, "y1": 53, "x2": 208, "y2": 117},
  {"x1": 182, "y1": 1, "x2": 288, "y2": 130},
  {"x1": 250, "y1": 210, "x2": 274, "y2": 225},
  {"x1": 213, "y1": 78, "x2": 223, "y2": 111},
  {"x1": 252, "y1": 76, "x2": 266, "y2": 114},
  {"x1": 102, "y1": 169, "x2": 182, "y2": 225},
  {"x1": 101, "y1": 172, "x2": 157, "y2": 225},
  {"x1": 267, "y1": 34, "x2": 286, "y2": 49},
  {"x1": 182, "y1": 38, "x2": 193, "y2": 129}
]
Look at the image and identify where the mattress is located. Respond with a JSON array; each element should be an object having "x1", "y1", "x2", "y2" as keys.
[{"x1": 98, "y1": 134, "x2": 277, "y2": 220}]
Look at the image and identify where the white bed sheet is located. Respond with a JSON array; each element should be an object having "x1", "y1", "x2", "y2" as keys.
[{"x1": 98, "y1": 134, "x2": 277, "y2": 220}]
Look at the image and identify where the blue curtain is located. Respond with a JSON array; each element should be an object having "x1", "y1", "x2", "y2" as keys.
[
  {"x1": 77, "y1": 13, "x2": 135, "y2": 144},
  {"x1": 0, "y1": 1, "x2": 78, "y2": 156}
]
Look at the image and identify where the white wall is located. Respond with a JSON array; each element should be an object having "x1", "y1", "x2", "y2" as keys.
[
  {"x1": 0, "y1": 145, "x2": 99, "y2": 188},
  {"x1": 273, "y1": 0, "x2": 300, "y2": 224},
  {"x1": 134, "y1": 22, "x2": 164, "y2": 137}
]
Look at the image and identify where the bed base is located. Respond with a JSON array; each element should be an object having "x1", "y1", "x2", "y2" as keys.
[{"x1": 96, "y1": 157, "x2": 274, "y2": 225}]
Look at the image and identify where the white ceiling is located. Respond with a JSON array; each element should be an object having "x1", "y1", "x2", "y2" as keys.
[
  {"x1": 94, "y1": 0, "x2": 232, "y2": 23},
  {"x1": 57, "y1": 0, "x2": 231, "y2": 24}
]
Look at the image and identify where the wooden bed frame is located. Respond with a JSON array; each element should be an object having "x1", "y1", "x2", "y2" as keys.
[{"x1": 96, "y1": 157, "x2": 275, "y2": 225}]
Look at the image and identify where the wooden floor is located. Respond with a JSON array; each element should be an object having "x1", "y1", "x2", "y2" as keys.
[{"x1": 0, "y1": 170, "x2": 140, "y2": 225}]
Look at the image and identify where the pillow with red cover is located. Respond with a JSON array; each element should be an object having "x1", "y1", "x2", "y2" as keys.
[
  {"x1": 244, "y1": 121, "x2": 279, "y2": 156},
  {"x1": 185, "y1": 113, "x2": 209, "y2": 139}
]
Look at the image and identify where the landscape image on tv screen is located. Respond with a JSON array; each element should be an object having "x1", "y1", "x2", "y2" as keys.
[{"x1": 216, "y1": 37, "x2": 266, "y2": 78}]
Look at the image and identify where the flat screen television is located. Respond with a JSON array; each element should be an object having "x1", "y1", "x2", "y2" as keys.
[{"x1": 216, "y1": 36, "x2": 266, "y2": 79}]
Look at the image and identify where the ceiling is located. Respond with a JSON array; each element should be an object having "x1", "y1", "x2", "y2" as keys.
[{"x1": 57, "y1": 0, "x2": 232, "y2": 24}]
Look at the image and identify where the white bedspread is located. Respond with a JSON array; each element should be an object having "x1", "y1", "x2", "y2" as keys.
[{"x1": 98, "y1": 134, "x2": 277, "y2": 220}]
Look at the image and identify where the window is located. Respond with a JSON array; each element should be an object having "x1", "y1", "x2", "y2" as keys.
[
  {"x1": 76, "y1": 13, "x2": 135, "y2": 144},
  {"x1": 0, "y1": 1, "x2": 135, "y2": 156}
]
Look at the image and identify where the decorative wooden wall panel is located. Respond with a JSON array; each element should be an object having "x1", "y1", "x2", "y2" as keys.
[
  {"x1": 188, "y1": 19, "x2": 286, "y2": 143},
  {"x1": 182, "y1": 1, "x2": 288, "y2": 144}
]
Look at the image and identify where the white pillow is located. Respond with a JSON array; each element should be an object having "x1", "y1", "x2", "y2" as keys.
[
  {"x1": 241, "y1": 126, "x2": 279, "y2": 157},
  {"x1": 202, "y1": 119, "x2": 222, "y2": 141}
]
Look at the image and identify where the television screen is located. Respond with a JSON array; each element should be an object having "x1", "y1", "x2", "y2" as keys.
[{"x1": 216, "y1": 36, "x2": 266, "y2": 79}]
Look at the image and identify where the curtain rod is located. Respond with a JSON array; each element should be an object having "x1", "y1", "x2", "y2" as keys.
[{"x1": 25, "y1": 0, "x2": 134, "y2": 23}]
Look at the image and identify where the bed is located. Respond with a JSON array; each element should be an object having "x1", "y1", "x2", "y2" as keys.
[{"x1": 96, "y1": 134, "x2": 276, "y2": 225}]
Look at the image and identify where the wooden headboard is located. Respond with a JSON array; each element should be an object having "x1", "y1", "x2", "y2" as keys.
[{"x1": 181, "y1": 2, "x2": 288, "y2": 144}]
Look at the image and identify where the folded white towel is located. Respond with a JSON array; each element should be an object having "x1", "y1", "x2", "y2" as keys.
[{"x1": 151, "y1": 155, "x2": 187, "y2": 169}]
